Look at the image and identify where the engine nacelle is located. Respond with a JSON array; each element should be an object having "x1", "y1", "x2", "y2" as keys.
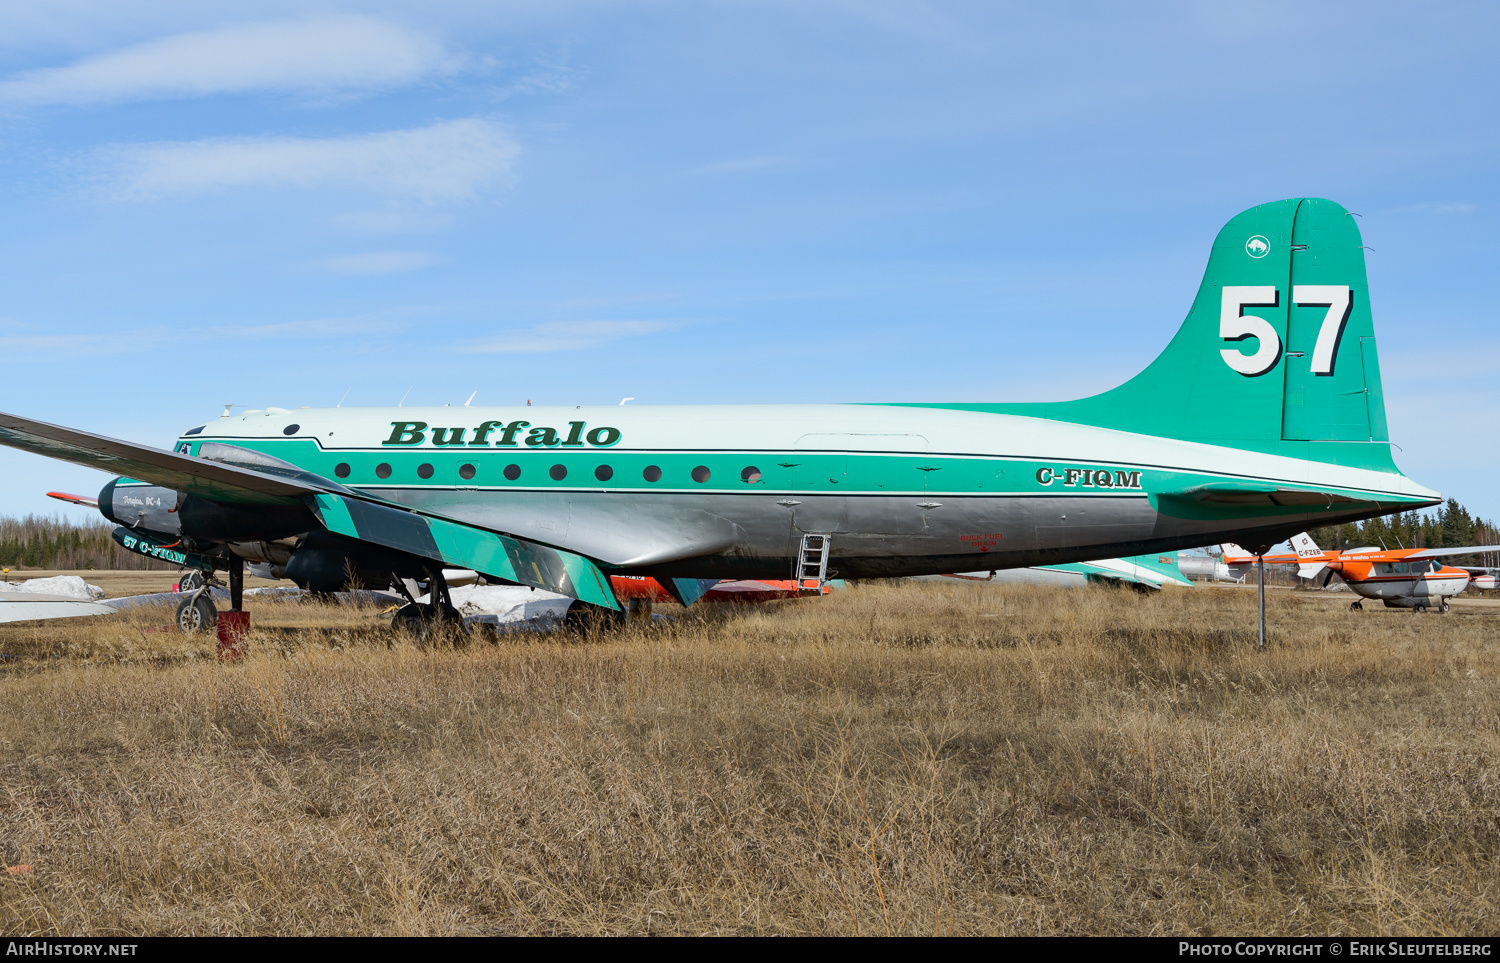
[
  {"x1": 284, "y1": 532, "x2": 427, "y2": 593},
  {"x1": 177, "y1": 496, "x2": 316, "y2": 542},
  {"x1": 98, "y1": 480, "x2": 181, "y2": 537}
]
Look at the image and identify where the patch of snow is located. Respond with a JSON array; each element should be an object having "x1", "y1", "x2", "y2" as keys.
[{"x1": 4, "y1": 576, "x2": 106, "y2": 600}]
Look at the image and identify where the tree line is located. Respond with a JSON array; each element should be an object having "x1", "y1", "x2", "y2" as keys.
[{"x1": 0, "y1": 515, "x2": 174, "y2": 572}]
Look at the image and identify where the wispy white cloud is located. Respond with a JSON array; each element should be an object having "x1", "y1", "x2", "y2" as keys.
[
  {"x1": 0, "y1": 16, "x2": 449, "y2": 106},
  {"x1": 0, "y1": 315, "x2": 396, "y2": 355},
  {"x1": 302, "y1": 251, "x2": 439, "y2": 276},
  {"x1": 99, "y1": 119, "x2": 518, "y2": 202},
  {"x1": 469, "y1": 320, "x2": 680, "y2": 353},
  {"x1": 692, "y1": 155, "x2": 794, "y2": 175},
  {"x1": 229, "y1": 318, "x2": 399, "y2": 338}
]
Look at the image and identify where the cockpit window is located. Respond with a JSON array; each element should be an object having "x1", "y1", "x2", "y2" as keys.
[{"x1": 183, "y1": 426, "x2": 205, "y2": 436}]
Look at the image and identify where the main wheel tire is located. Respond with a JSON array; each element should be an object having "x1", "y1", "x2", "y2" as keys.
[
  {"x1": 1350, "y1": 601, "x2": 1363, "y2": 611},
  {"x1": 176, "y1": 594, "x2": 217, "y2": 633},
  {"x1": 178, "y1": 570, "x2": 206, "y2": 593},
  {"x1": 391, "y1": 602, "x2": 468, "y2": 643},
  {"x1": 1414, "y1": 603, "x2": 1428, "y2": 614},
  {"x1": 563, "y1": 602, "x2": 626, "y2": 633}
]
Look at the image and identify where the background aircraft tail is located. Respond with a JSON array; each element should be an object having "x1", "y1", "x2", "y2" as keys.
[
  {"x1": 1291, "y1": 532, "x2": 1329, "y2": 579},
  {"x1": 940, "y1": 198, "x2": 1400, "y2": 473}
]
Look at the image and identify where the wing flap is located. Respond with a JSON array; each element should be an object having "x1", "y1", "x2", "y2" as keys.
[{"x1": 310, "y1": 493, "x2": 618, "y2": 610}]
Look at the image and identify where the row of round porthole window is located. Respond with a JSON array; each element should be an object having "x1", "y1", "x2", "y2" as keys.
[{"x1": 333, "y1": 463, "x2": 764, "y2": 484}]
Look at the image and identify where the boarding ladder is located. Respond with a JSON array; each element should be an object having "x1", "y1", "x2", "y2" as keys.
[{"x1": 797, "y1": 534, "x2": 831, "y2": 595}]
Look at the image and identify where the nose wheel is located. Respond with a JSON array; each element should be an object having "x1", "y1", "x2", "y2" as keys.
[
  {"x1": 1349, "y1": 601, "x2": 1363, "y2": 611},
  {"x1": 1439, "y1": 598, "x2": 1450, "y2": 613}
]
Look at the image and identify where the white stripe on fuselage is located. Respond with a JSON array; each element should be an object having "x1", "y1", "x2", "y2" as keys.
[{"x1": 194, "y1": 404, "x2": 1438, "y2": 502}]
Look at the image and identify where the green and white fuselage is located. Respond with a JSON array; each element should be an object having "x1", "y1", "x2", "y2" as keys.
[
  {"x1": 0, "y1": 198, "x2": 1445, "y2": 605},
  {"x1": 174, "y1": 396, "x2": 1436, "y2": 581}
]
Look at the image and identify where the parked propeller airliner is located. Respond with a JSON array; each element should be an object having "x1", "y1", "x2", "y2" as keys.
[{"x1": 0, "y1": 199, "x2": 1442, "y2": 631}]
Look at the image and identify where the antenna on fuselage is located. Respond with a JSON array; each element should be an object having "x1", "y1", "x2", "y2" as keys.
[
  {"x1": 398, "y1": 387, "x2": 412, "y2": 407},
  {"x1": 336, "y1": 390, "x2": 350, "y2": 408},
  {"x1": 464, "y1": 391, "x2": 477, "y2": 406},
  {"x1": 220, "y1": 404, "x2": 239, "y2": 418},
  {"x1": 619, "y1": 397, "x2": 634, "y2": 405}
]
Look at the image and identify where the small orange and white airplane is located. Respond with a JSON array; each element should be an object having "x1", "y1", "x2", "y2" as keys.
[{"x1": 1221, "y1": 534, "x2": 1500, "y2": 613}]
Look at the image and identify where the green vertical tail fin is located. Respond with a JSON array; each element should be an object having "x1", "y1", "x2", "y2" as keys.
[{"x1": 918, "y1": 198, "x2": 1398, "y2": 472}]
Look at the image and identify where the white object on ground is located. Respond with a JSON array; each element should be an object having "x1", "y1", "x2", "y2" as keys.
[
  {"x1": 416, "y1": 583, "x2": 573, "y2": 622},
  {"x1": 0, "y1": 591, "x2": 116, "y2": 623},
  {"x1": 1, "y1": 576, "x2": 106, "y2": 600}
]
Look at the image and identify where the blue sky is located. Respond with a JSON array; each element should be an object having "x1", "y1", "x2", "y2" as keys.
[{"x1": 1, "y1": 1, "x2": 1496, "y2": 522}]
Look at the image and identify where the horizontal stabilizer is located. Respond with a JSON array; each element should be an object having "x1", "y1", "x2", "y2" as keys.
[{"x1": 1153, "y1": 482, "x2": 1375, "y2": 520}]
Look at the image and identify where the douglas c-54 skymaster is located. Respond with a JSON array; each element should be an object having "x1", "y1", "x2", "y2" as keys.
[{"x1": 0, "y1": 198, "x2": 1442, "y2": 630}]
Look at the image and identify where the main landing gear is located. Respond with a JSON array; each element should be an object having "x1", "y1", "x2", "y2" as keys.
[
  {"x1": 1349, "y1": 601, "x2": 1364, "y2": 611},
  {"x1": 390, "y1": 568, "x2": 467, "y2": 642}
]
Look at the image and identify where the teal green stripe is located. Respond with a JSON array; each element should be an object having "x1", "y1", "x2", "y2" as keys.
[
  {"x1": 426, "y1": 517, "x2": 519, "y2": 583},
  {"x1": 313, "y1": 493, "x2": 359, "y2": 538},
  {"x1": 559, "y1": 553, "x2": 618, "y2": 609}
]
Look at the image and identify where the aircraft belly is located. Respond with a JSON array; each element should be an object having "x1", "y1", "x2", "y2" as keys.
[{"x1": 367, "y1": 482, "x2": 1409, "y2": 582}]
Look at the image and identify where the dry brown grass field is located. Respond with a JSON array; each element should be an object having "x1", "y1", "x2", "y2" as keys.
[{"x1": 0, "y1": 579, "x2": 1495, "y2": 936}]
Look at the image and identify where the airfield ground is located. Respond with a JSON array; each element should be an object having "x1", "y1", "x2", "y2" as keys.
[{"x1": 0, "y1": 578, "x2": 1494, "y2": 935}]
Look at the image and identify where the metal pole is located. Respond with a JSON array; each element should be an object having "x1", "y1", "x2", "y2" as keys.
[
  {"x1": 1257, "y1": 555, "x2": 1266, "y2": 653},
  {"x1": 229, "y1": 554, "x2": 244, "y2": 612}
]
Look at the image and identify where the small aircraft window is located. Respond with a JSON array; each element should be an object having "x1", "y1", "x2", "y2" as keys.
[
  {"x1": 692, "y1": 466, "x2": 711, "y2": 483},
  {"x1": 643, "y1": 465, "x2": 662, "y2": 482},
  {"x1": 459, "y1": 463, "x2": 477, "y2": 481},
  {"x1": 334, "y1": 463, "x2": 351, "y2": 479},
  {"x1": 1393, "y1": 562, "x2": 1410, "y2": 574},
  {"x1": 283, "y1": 424, "x2": 300, "y2": 436},
  {"x1": 595, "y1": 465, "x2": 613, "y2": 481},
  {"x1": 550, "y1": 464, "x2": 567, "y2": 481},
  {"x1": 503, "y1": 464, "x2": 521, "y2": 481},
  {"x1": 376, "y1": 463, "x2": 392, "y2": 479},
  {"x1": 741, "y1": 466, "x2": 762, "y2": 483},
  {"x1": 417, "y1": 463, "x2": 434, "y2": 479}
]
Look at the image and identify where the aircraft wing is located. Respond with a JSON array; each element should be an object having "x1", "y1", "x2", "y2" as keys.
[
  {"x1": 0, "y1": 411, "x2": 312, "y2": 505},
  {"x1": 0, "y1": 410, "x2": 620, "y2": 610},
  {"x1": 1405, "y1": 545, "x2": 1500, "y2": 560},
  {"x1": 1073, "y1": 553, "x2": 1195, "y2": 589},
  {"x1": 0, "y1": 592, "x2": 116, "y2": 624},
  {"x1": 47, "y1": 491, "x2": 99, "y2": 508}
]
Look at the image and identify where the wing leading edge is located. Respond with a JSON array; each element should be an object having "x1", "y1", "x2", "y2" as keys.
[{"x1": 0, "y1": 410, "x2": 619, "y2": 610}]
